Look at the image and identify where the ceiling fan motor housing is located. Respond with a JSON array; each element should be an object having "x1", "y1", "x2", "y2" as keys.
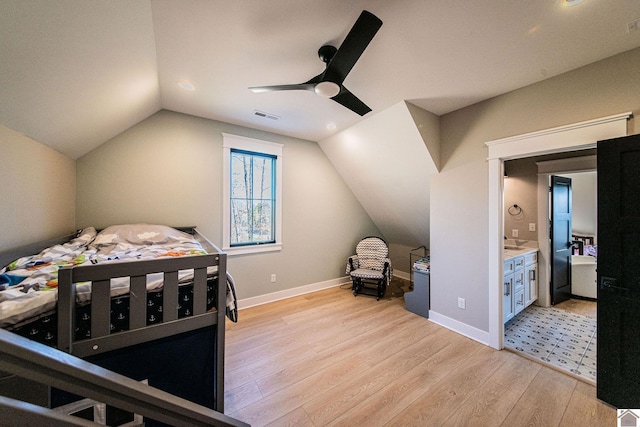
[{"x1": 318, "y1": 45, "x2": 337, "y2": 64}]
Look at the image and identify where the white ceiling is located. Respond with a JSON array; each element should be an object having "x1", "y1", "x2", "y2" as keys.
[{"x1": 2, "y1": 0, "x2": 640, "y2": 159}]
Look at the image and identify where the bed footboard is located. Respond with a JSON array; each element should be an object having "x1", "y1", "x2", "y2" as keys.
[
  {"x1": 57, "y1": 254, "x2": 219, "y2": 356},
  {"x1": 57, "y1": 247, "x2": 228, "y2": 412}
]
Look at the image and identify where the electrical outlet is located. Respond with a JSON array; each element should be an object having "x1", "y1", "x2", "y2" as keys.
[
  {"x1": 512, "y1": 229, "x2": 519, "y2": 238},
  {"x1": 529, "y1": 223, "x2": 536, "y2": 232},
  {"x1": 457, "y1": 297, "x2": 466, "y2": 309},
  {"x1": 270, "y1": 273, "x2": 276, "y2": 283}
]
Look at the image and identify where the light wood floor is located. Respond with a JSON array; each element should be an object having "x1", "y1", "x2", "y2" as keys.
[
  {"x1": 554, "y1": 298, "x2": 597, "y2": 319},
  {"x1": 224, "y1": 282, "x2": 614, "y2": 426}
]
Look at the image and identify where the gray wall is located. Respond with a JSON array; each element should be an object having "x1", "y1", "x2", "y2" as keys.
[
  {"x1": 504, "y1": 158, "x2": 539, "y2": 242},
  {"x1": 563, "y1": 172, "x2": 597, "y2": 243},
  {"x1": 503, "y1": 159, "x2": 597, "y2": 246},
  {"x1": 0, "y1": 124, "x2": 76, "y2": 252},
  {"x1": 76, "y1": 110, "x2": 381, "y2": 300},
  {"x1": 431, "y1": 47, "x2": 640, "y2": 332}
]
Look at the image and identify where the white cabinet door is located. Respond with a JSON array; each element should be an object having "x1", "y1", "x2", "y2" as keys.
[
  {"x1": 503, "y1": 273, "x2": 514, "y2": 322},
  {"x1": 525, "y1": 263, "x2": 538, "y2": 306},
  {"x1": 514, "y1": 289, "x2": 525, "y2": 315}
]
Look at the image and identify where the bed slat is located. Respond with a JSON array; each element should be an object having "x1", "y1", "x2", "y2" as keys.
[
  {"x1": 193, "y1": 268, "x2": 208, "y2": 315},
  {"x1": 129, "y1": 275, "x2": 147, "y2": 330},
  {"x1": 91, "y1": 280, "x2": 111, "y2": 338},
  {"x1": 163, "y1": 271, "x2": 179, "y2": 322},
  {"x1": 57, "y1": 268, "x2": 75, "y2": 353}
]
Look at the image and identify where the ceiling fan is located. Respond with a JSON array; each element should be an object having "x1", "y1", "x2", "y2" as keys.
[{"x1": 249, "y1": 10, "x2": 383, "y2": 116}]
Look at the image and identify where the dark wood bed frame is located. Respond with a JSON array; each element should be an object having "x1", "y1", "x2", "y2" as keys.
[{"x1": 0, "y1": 226, "x2": 228, "y2": 417}]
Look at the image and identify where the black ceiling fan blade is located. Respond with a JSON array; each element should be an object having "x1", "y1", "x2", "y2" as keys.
[
  {"x1": 331, "y1": 86, "x2": 371, "y2": 116},
  {"x1": 249, "y1": 83, "x2": 315, "y2": 93},
  {"x1": 323, "y1": 10, "x2": 382, "y2": 85}
]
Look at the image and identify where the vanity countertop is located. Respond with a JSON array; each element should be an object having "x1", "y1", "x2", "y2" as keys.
[{"x1": 504, "y1": 246, "x2": 538, "y2": 260}]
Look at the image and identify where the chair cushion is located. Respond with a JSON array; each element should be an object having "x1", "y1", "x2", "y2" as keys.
[
  {"x1": 350, "y1": 268, "x2": 385, "y2": 280},
  {"x1": 359, "y1": 257, "x2": 384, "y2": 271}
]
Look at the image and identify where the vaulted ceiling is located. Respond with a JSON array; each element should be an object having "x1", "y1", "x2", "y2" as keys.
[{"x1": 2, "y1": 0, "x2": 640, "y2": 160}]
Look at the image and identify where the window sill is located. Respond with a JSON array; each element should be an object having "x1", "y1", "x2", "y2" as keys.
[{"x1": 223, "y1": 243, "x2": 282, "y2": 256}]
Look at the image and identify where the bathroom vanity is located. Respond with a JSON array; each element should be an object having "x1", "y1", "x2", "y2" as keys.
[{"x1": 503, "y1": 247, "x2": 538, "y2": 323}]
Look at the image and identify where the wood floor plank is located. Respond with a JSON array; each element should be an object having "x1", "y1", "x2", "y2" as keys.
[
  {"x1": 554, "y1": 298, "x2": 597, "y2": 319},
  {"x1": 303, "y1": 327, "x2": 466, "y2": 426},
  {"x1": 224, "y1": 281, "x2": 615, "y2": 427},
  {"x1": 254, "y1": 311, "x2": 424, "y2": 397},
  {"x1": 224, "y1": 380, "x2": 263, "y2": 415},
  {"x1": 327, "y1": 331, "x2": 478, "y2": 427},
  {"x1": 265, "y1": 407, "x2": 314, "y2": 427},
  {"x1": 386, "y1": 345, "x2": 506, "y2": 426},
  {"x1": 500, "y1": 366, "x2": 577, "y2": 426},
  {"x1": 441, "y1": 351, "x2": 542, "y2": 427},
  {"x1": 228, "y1": 355, "x2": 371, "y2": 426},
  {"x1": 560, "y1": 381, "x2": 616, "y2": 426}
]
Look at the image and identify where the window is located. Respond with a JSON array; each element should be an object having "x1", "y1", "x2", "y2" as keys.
[
  {"x1": 230, "y1": 150, "x2": 275, "y2": 245},
  {"x1": 222, "y1": 134, "x2": 283, "y2": 254}
]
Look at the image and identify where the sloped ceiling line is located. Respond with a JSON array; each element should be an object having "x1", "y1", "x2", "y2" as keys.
[{"x1": 318, "y1": 101, "x2": 439, "y2": 248}]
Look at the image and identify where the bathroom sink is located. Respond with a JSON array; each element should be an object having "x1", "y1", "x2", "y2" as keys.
[{"x1": 504, "y1": 245, "x2": 525, "y2": 250}]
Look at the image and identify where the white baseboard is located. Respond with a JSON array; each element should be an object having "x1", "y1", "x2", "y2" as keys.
[
  {"x1": 394, "y1": 270, "x2": 410, "y2": 281},
  {"x1": 428, "y1": 311, "x2": 490, "y2": 346},
  {"x1": 237, "y1": 276, "x2": 350, "y2": 310}
]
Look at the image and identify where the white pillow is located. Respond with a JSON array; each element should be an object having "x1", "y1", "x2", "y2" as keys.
[{"x1": 92, "y1": 224, "x2": 194, "y2": 247}]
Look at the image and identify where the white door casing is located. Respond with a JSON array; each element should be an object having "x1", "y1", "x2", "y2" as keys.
[{"x1": 485, "y1": 112, "x2": 631, "y2": 350}]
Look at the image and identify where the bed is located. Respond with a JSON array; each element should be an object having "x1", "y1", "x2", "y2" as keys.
[
  {"x1": 0, "y1": 224, "x2": 236, "y2": 421},
  {"x1": 572, "y1": 233, "x2": 597, "y2": 257}
]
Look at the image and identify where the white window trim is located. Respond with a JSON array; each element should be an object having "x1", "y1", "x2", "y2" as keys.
[{"x1": 222, "y1": 133, "x2": 283, "y2": 255}]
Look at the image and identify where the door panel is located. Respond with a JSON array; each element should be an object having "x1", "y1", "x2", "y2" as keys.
[
  {"x1": 551, "y1": 175, "x2": 572, "y2": 305},
  {"x1": 597, "y1": 134, "x2": 640, "y2": 408}
]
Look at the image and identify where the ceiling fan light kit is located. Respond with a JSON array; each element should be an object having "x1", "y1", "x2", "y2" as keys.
[
  {"x1": 249, "y1": 10, "x2": 383, "y2": 116},
  {"x1": 314, "y1": 81, "x2": 340, "y2": 98}
]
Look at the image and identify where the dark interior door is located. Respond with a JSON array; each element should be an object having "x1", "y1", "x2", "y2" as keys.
[
  {"x1": 551, "y1": 175, "x2": 572, "y2": 305},
  {"x1": 597, "y1": 134, "x2": 640, "y2": 408}
]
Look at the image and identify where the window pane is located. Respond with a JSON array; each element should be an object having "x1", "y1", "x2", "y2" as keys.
[
  {"x1": 230, "y1": 149, "x2": 276, "y2": 246},
  {"x1": 252, "y1": 156, "x2": 272, "y2": 200},
  {"x1": 251, "y1": 200, "x2": 273, "y2": 242},
  {"x1": 230, "y1": 152, "x2": 248, "y2": 199},
  {"x1": 230, "y1": 199, "x2": 249, "y2": 244}
]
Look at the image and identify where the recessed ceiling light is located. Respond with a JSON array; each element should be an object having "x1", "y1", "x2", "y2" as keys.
[
  {"x1": 177, "y1": 81, "x2": 195, "y2": 91},
  {"x1": 326, "y1": 123, "x2": 336, "y2": 130},
  {"x1": 562, "y1": 0, "x2": 584, "y2": 6}
]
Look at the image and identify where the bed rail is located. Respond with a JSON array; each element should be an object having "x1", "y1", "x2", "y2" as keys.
[
  {"x1": 0, "y1": 328, "x2": 248, "y2": 427},
  {"x1": 57, "y1": 254, "x2": 220, "y2": 356}
]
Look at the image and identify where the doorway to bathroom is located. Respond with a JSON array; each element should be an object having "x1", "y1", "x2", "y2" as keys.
[
  {"x1": 485, "y1": 112, "x2": 633, "y2": 409},
  {"x1": 502, "y1": 154, "x2": 598, "y2": 383}
]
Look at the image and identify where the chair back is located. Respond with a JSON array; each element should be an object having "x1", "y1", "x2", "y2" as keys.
[{"x1": 356, "y1": 237, "x2": 388, "y2": 271}]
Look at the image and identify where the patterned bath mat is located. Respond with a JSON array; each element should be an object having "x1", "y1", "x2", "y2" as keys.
[{"x1": 504, "y1": 305, "x2": 597, "y2": 384}]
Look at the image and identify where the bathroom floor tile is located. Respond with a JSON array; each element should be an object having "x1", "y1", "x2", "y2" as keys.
[{"x1": 505, "y1": 305, "x2": 597, "y2": 384}]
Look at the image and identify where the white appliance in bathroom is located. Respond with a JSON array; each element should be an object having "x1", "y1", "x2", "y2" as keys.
[{"x1": 571, "y1": 255, "x2": 597, "y2": 299}]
